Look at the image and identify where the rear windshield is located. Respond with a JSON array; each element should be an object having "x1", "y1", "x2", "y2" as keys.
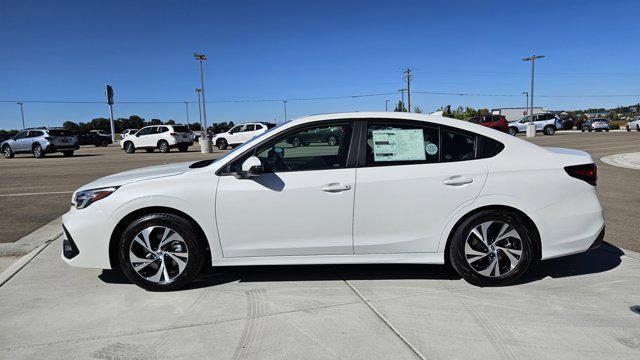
[
  {"x1": 263, "y1": 123, "x2": 277, "y2": 129},
  {"x1": 172, "y1": 126, "x2": 189, "y2": 132},
  {"x1": 48, "y1": 130, "x2": 73, "y2": 136}
]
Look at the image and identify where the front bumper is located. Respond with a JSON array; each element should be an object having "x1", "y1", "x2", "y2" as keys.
[{"x1": 61, "y1": 206, "x2": 113, "y2": 269}]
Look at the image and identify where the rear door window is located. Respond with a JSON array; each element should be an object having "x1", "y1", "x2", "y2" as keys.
[
  {"x1": 366, "y1": 122, "x2": 439, "y2": 166},
  {"x1": 441, "y1": 129, "x2": 477, "y2": 162}
]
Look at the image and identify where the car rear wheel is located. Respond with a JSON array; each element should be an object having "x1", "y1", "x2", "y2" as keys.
[
  {"x1": 627, "y1": 125, "x2": 631, "y2": 131},
  {"x1": 216, "y1": 138, "x2": 228, "y2": 150},
  {"x1": 637, "y1": 125, "x2": 639, "y2": 131},
  {"x1": 158, "y1": 140, "x2": 169, "y2": 153},
  {"x1": 508, "y1": 127, "x2": 518, "y2": 136},
  {"x1": 2, "y1": 145, "x2": 14, "y2": 159},
  {"x1": 543, "y1": 126, "x2": 556, "y2": 135},
  {"x1": 32, "y1": 144, "x2": 45, "y2": 158},
  {"x1": 62, "y1": 150, "x2": 74, "y2": 157},
  {"x1": 449, "y1": 210, "x2": 534, "y2": 287},
  {"x1": 124, "y1": 141, "x2": 135, "y2": 153},
  {"x1": 178, "y1": 144, "x2": 189, "y2": 152},
  {"x1": 100, "y1": 140, "x2": 109, "y2": 147},
  {"x1": 291, "y1": 137, "x2": 301, "y2": 147},
  {"x1": 118, "y1": 213, "x2": 205, "y2": 291}
]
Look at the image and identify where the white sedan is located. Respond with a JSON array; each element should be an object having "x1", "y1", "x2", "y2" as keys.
[{"x1": 62, "y1": 112, "x2": 604, "y2": 290}]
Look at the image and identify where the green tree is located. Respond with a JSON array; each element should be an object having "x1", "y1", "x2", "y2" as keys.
[
  {"x1": 165, "y1": 119, "x2": 176, "y2": 125},
  {"x1": 149, "y1": 119, "x2": 162, "y2": 125},
  {"x1": 394, "y1": 101, "x2": 407, "y2": 112},
  {"x1": 63, "y1": 121, "x2": 79, "y2": 130}
]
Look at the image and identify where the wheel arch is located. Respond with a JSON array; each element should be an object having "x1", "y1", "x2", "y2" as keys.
[
  {"x1": 442, "y1": 205, "x2": 542, "y2": 264},
  {"x1": 108, "y1": 206, "x2": 211, "y2": 269}
]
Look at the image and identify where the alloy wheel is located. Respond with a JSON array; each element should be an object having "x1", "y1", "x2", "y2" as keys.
[
  {"x1": 464, "y1": 221, "x2": 523, "y2": 277},
  {"x1": 327, "y1": 136, "x2": 338, "y2": 146},
  {"x1": 129, "y1": 226, "x2": 189, "y2": 284},
  {"x1": 3, "y1": 146, "x2": 10, "y2": 157}
]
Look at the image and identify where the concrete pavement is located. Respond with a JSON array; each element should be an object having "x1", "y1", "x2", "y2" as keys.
[
  {"x1": 601, "y1": 152, "x2": 640, "y2": 170},
  {"x1": 1, "y1": 236, "x2": 639, "y2": 359}
]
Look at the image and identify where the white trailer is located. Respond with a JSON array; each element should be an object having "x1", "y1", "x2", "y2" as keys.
[{"x1": 492, "y1": 107, "x2": 545, "y2": 122}]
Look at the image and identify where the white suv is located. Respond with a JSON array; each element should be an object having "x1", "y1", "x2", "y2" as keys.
[
  {"x1": 627, "y1": 116, "x2": 640, "y2": 131},
  {"x1": 212, "y1": 122, "x2": 274, "y2": 150},
  {"x1": 508, "y1": 113, "x2": 563, "y2": 136},
  {"x1": 121, "y1": 125, "x2": 193, "y2": 153}
]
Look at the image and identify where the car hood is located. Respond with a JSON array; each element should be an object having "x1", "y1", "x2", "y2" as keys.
[{"x1": 77, "y1": 162, "x2": 192, "y2": 191}]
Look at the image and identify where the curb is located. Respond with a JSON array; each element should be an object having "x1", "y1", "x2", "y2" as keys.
[
  {"x1": 0, "y1": 232, "x2": 60, "y2": 287},
  {"x1": 0, "y1": 217, "x2": 62, "y2": 257},
  {"x1": 600, "y1": 152, "x2": 640, "y2": 171}
]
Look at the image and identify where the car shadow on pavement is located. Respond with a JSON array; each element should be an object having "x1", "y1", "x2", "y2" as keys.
[
  {"x1": 7, "y1": 154, "x2": 102, "y2": 159},
  {"x1": 98, "y1": 243, "x2": 624, "y2": 290}
]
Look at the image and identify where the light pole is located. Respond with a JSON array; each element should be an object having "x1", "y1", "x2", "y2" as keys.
[
  {"x1": 283, "y1": 100, "x2": 288, "y2": 123},
  {"x1": 522, "y1": 55, "x2": 544, "y2": 137},
  {"x1": 17, "y1": 102, "x2": 25, "y2": 129},
  {"x1": 385, "y1": 99, "x2": 390, "y2": 112},
  {"x1": 184, "y1": 102, "x2": 190, "y2": 127},
  {"x1": 194, "y1": 53, "x2": 212, "y2": 153},
  {"x1": 196, "y1": 88, "x2": 203, "y2": 130},
  {"x1": 398, "y1": 88, "x2": 406, "y2": 109},
  {"x1": 521, "y1": 92, "x2": 529, "y2": 114}
]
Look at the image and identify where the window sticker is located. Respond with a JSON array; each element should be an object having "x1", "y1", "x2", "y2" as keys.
[
  {"x1": 425, "y1": 142, "x2": 438, "y2": 156},
  {"x1": 372, "y1": 129, "x2": 426, "y2": 162}
]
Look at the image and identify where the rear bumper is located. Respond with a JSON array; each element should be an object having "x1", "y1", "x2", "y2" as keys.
[{"x1": 45, "y1": 143, "x2": 80, "y2": 152}]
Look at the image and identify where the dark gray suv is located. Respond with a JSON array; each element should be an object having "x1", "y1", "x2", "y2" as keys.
[{"x1": 1, "y1": 128, "x2": 79, "y2": 158}]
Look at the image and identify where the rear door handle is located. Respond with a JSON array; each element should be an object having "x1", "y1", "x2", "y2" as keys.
[
  {"x1": 321, "y1": 183, "x2": 352, "y2": 193},
  {"x1": 443, "y1": 176, "x2": 473, "y2": 186}
]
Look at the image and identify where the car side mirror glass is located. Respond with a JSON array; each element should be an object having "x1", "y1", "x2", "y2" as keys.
[{"x1": 235, "y1": 156, "x2": 263, "y2": 179}]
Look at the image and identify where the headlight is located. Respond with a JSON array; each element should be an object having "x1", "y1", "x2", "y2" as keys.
[{"x1": 72, "y1": 187, "x2": 118, "y2": 209}]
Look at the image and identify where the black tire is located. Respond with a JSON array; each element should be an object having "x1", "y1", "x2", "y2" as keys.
[
  {"x1": 62, "y1": 150, "x2": 74, "y2": 157},
  {"x1": 118, "y1": 213, "x2": 206, "y2": 291},
  {"x1": 291, "y1": 137, "x2": 301, "y2": 147},
  {"x1": 449, "y1": 210, "x2": 534, "y2": 287},
  {"x1": 158, "y1": 140, "x2": 169, "y2": 153},
  {"x1": 627, "y1": 125, "x2": 631, "y2": 132},
  {"x1": 508, "y1": 127, "x2": 518, "y2": 136},
  {"x1": 637, "y1": 125, "x2": 639, "y2": 132},
  {"x1": 32, "y1": 143, "x2": 45, "y2": 158},
  {"x1": 327, "y1": 135, "x2": 338, "y2": 146},
  {"x1": 216, "y1": 138, "x2": 228, "y2": 150},
  {"x1": 2, "y1": 145, "x2": 14, "y2": 159},
  {"x1": 100, "y1": 140, "x2": 109, "y2": 147},
  {"x1": 124, "y1": 141, "x2": 136, "y2": 153},
  {"x1": 543, "y1": 126, "x2": 556, "y2": 135},
  {"x1": 178, "y1": 145, "x2": 189, "y2": 152},
  {"x1": 145, "y1": 148, "x2": 155, "y2": 153},
  {"x1": 588, "y1": 128, "x2": 592, "y2": 132},
  {"x1": 605, "y1": 129, "x2": 609, "y2": 132},
  {"x1": 581, "y1": 128, "x2": 585, "y2": 132}
]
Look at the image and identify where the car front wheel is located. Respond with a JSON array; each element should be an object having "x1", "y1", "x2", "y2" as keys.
[
  {"x1": 2, "y1": 145, "x2": 14, "y2": 159},
  {"x1": 118, "y1": 213, "x2": 205, "y2": 291},
  {"x1": 543, "y1": 126, "x2": 556, "y2": 135},
  {"x1": 508, "y1": 127, "x2": 518, "y2": 136},
  {"x1": 216, "y1": 138, "x2": 228, "y2": 150},
  {"x1": 449, "y1": 210, "x2": 534, "y2": 287}
]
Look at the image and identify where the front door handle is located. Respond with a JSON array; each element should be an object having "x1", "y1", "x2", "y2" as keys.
[
  {"x1": 443, "y1": 176, "x2": 473, "y2": 186},
  {"x1": 321, "y1": 183, "x2": 352, "y2": 193}
]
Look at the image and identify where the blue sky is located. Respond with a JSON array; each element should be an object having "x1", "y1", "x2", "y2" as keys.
[{"x1": 1, "y1": 0, "x2": 639, "y2": 129}]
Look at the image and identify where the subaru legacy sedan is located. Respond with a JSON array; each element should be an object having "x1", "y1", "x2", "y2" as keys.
[{"x1": 61, "y1": 112, "x2": 604, "y2": 291}]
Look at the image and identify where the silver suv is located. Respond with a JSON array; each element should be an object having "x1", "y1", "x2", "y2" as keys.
[
  {"x1": 508, "y1": 113, "x2": 563, "y2": 136},
  {"x1": 1, "y1": 128, "x2": 79, "y2": 158}
]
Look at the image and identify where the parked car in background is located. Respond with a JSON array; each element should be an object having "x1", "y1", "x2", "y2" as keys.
[
  {"x1": 212, "y1": 122, "x2": 276, "y2": 150},
  {"x1": 286, "y1": 125, "x2": 344, "y2": 146},
  {"x1": 121, "y1": 129, "x2": 139, "y2": 139},
  {"x1": 61, "y1": 112, "x2": 604, "y2": 291},
  {"x1": 581, "y1": 119, "x2": 610, "y2": 132},
  {"x1": 1, "y1": 128, "x2": 79, "y2": 158},
  {"x1": 120, "y1": 125, "x2": 193, "y2": 153},
  {"x1": 467, "y1": 115, "x2": 509, "y2": 133},
  {"x1": 74, "y1": 130, "x2": 113, "y2": 147},
  {"x1": 508, "y1": 113, "x2": 563, "y2": 136},
  {"x1": 626, "y1": 116, "x2": 640, "y2": 131}
]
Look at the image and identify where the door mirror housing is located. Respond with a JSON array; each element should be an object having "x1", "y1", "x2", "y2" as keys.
[{"x1": 235, "y1": 156, "x2": 263, "y2": 179}]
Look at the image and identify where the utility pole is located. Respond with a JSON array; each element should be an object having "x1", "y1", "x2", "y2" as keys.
[
  {"x1": 403, "y1": 68, "x2": 412, "y2": 112},
  {"x1": 196, "y1": 88, "x2": 203, "y2": 130},
  {"x1": 104, "y1": 85, "x2": 115, "y2": 143},
  {"x1": 521, "y1": 92, "x2": 529, "y2": 114},
  {"x1": 385, "y1": 99, "x2": 390, "y2": 112},
  {"x1": 17, "y1": 102, "x2": 25, "y2": 129},
  {"x1": 283, "y1": 100, "x2": 288, "y2": 122},
  {"x1": 194, "y1": 53, "x2": 212, "y2": 153},
  {"x1": 522, "y1": 55, "x2": 544, "y2": 137},
  {"x1": 184, "y1": 102, "x2": 190, "y2": 127}
]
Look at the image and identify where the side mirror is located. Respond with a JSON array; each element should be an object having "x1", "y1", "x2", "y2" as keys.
[{"x1": 235, "y1": 156, "x2": 263, "y2": 179}]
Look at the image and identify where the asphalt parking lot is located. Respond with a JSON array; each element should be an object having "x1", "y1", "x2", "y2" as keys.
[{"x1": 2, "y1": 131, "x2": 639, "y2": 252}]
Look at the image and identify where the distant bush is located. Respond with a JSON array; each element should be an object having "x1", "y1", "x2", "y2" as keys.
[
  {"x1": 574, "y1": 119, "x2": 585, "y2": 130},
  {"x1": 610, "y1": 120, "x2": 625, "y2": 130},
  {"x1": 562, "y1": 119, "x2": 575, "y2": 130}
]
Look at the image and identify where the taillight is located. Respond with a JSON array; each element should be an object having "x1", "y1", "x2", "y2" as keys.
[
  {"x1": 564, "y1": 163, "x2": 597, "y2": 186},
  {"x1": 169, "y1": 132, "x2": 177, "y2": 137}
]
